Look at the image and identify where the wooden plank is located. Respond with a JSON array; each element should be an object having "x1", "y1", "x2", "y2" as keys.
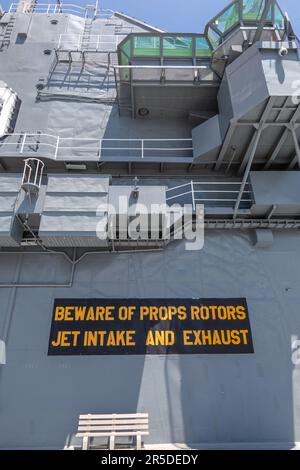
[
  {"x1": 263, "y1": 128, "x2": 289, "y2": 169},
  {"x1": 109, "y1": 435, "x2": 115, "y2": 450},
  {"x1": 76, "y1": 431, "x2": 149, "y2": 438},
  {"x1": 78, "y1": 424, "x2": 149, "y2": 431},
  {"x1": 78, "y1": 426, "x2": 149, "y2": 431},
  {"x1": 136, "y1": 434, "x2": 142, "y2": 450},
  {"x1": 79, "y1": 417, "x2": 148, "y2": 421},
  {"x1": 82, "y1": 436, "x2": 89, "y2": 451},
  {"x1": 79, "y1": 413, "x2": 148, "y2": 420},
  {"x1": 79, "y1": 416, "x2": 149, "y2": 423},
  {"x1": 79, "y1": 419, "x2": 148, "y2": 426}
]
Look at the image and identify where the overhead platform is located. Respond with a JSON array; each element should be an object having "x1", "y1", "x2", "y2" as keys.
[
  {"x1": 115, "y1": 1, "x2": 290, "y2": 118},
  {"x1": 115, "y1": 33, "x2": 220, "y2": 118},
  {"x1": 206, "y1": 0, "x2": 289, "y2": 77},
  {"x1": 39, "y1": 175, "x2": 110, "y2": 247},
  {"x1": 192, "y1": 41, "x2": 300, "y2": 172},
  {"x1": 0, "y1": 134, "x2": 194, "y2": 163},
  {"x1": 250, "y1": 171, "x2": 300, "y2": 217},
  {"x1": 0, "y1": 175, "x2": 23, "y2": 246}
]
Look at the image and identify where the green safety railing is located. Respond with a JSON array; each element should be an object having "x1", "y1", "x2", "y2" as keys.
[
  {"x1": 118, "y1": 34, "x2": 213, "y2": 66},
  {"x1": 206, "y1": 0, "x2": 285, "y2": 47},
  {"x1": 118, "y1": 0, "x2": 285, "y2": 65},
  {"x1": 118, "y1": 0, "x2": 286, "y2": 66}
]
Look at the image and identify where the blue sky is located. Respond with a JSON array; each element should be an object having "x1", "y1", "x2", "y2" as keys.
[{"x1": 1, "y1": 0, "x2": 300, "y2": 34}]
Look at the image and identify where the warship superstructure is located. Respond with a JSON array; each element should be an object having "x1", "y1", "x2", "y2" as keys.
[{"x1": 0, "y1": 0, "x2": 300, "y2": 449}]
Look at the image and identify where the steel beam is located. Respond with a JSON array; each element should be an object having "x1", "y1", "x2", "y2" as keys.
[
  {"x1": 263, "y1": 128, "x2": 289, "y2": 169},
  {"x1": 288, "y1": 122, "x2": 300, "y2": 169},
  {"x1": 204, "y1": 219, "x2": 300, "y2": 230},
  {"x1": 225, "y1": 146, "x2": 237, "y2": 174},
  {"x1": 267, "y1": 205, "x2": 277, "y2": 220},
  {"x1": 233, "y1": 123, "x2": 264, "y2": 219},
  {"x1": 237, "y1": 130, "x2": 260, "y2": 176},
  {"x1": 217, "y1": 100, "x2": 300, "y2": 173},
  {"x1": 237, "y1": 122, "x2": 288, "y2": 127},
  {"x1": 287, "y1": 154, "x2": 298, "y2": 170},
  {"x1": 275, "y1": 96, "x2": 289, "y2": 122},
  {"x1": 252, "y1": 0, "x2": 273, "y2": 44},
  {"x1": 214, "y1": 122, "x2": 236, "y2": 171},
  {"x1": 238, "y1": 98, "x2": 275, "y2": 175},
  {"x1": 264, "y1": 103, "x2": 300, "y2": 169}
]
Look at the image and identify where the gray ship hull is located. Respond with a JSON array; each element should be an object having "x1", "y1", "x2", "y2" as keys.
[
  {"x1": 0, "y1": 231, "x2": 299, "y2": 448},
  {"x1": 0, "y1": 1, "x2": 300, "y2": 450}
]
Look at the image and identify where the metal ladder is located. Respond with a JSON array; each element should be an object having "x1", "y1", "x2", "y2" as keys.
[
  {"x1": 81, "y1": 4, "x2": 97, "y2": 50},
  {"x1": 0, "y1": 14, "x2": 16, "y2": 49},
  {"x1": 81, "y1": 17, "x2": 93, "y2": 50},
  {"x1": 115, "y1": 24, "x2": 133, "y2": 35}
]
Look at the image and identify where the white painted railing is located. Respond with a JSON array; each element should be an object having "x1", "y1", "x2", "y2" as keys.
[
  {"x1": 115, "y1": 65, "x2": 211, "y2": 70},
  {"x1": 114, "y1": 65, "x2": 213, "y2": 82},
  {"x1": 57, "y1": 34, "x2": 124, "y2": 51},
  {"x1": 22, "y1": 158, "x2": 44, "y2": 188},
  {"x1": 166, "y1": 181, "x2": 253, "y2": 209},
  {"x1": 0, "y1": 133, "x2": 193, "y2": 160},
  {"x1": 8, "y1": 3, "x2": 114, "y2": 18}
]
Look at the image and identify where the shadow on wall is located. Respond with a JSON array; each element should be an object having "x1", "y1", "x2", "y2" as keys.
[
  {"x1": 45, "y1": 61, "x2": 116, "y2": 95},
  {"x1": 275, "y1": 57, "x2": 286, "y2": 84},
  {"x1": 161, "y1": 233, "x2": 297, "y2": 447},
  {"x1": 0, "y1": 233, "x2": 298, "y2": 448}
]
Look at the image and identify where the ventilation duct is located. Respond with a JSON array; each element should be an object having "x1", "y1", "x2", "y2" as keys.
[{"x1": 0, "y1": 81, "x2": 18, "y2": 138}]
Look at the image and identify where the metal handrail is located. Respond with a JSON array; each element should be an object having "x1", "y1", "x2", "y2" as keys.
[
  {"x1": 166, "y1": 181, "x2": 252, "y2": 209},
  {"x1": 22, "y1": 158, "x2": 45, "y2": 188},
  {"x1": 166, "y1": 181, "x2": 251, "y2": 192},
  {"x1": 8, "y1": 3, "x2": 114, "y2": 17},
  {"x1": 0, "y1": 133, "x2": 193, "y2": 160},
  {"x1": 115, "y1": 65, "x2": 210, "y2": 69},
  {"x1": 57, "y1": 34, "x2": 125, "y2": 51}
]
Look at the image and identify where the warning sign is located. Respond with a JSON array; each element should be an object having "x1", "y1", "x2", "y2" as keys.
[{"x1": 48, "y1": 298, "x2": 254, "y2": 355}]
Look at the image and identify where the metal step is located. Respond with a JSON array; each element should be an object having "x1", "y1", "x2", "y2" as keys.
[
  {"x1": 81, "y1": 18, "x2": 93, "y2": 49},
  {"x1": 0, "y1": 16, "x2": 15, "y2": 48}
]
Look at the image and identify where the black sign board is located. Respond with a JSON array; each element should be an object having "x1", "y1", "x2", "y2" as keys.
[
  {"x1": 48, "y1": 299, "x2": 254, "y2": 356},
  {"x1": 48, "y1": 298, "x2": 254, "y2": 355}
]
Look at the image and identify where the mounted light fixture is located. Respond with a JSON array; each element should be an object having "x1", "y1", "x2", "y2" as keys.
[
  {"x1": 65, "y1": 162, "x2": 87, "y2": 171},
  {"x1": 138, "y1": 108, "x2": 150, "y2": 117},
  {"x1": 278, "y1": 46, "x2": 288, "y2": 57},
  {"x1": 0, "y1": 81, "x2": 19, "y2": 138},
  {"x1": 0, "y1": 340, "x2": 6, "y2": 365}
]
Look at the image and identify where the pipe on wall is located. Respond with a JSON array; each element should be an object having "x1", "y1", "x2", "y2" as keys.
[{"x1": 0, "y1": 247, "x2": 163, "y2": 288}]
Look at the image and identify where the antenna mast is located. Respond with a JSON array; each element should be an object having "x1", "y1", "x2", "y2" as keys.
[
  {"x1": 252, "y1": 0, "x2": 273, "y2": 44},
  {"x1": 56, "y1": 0, "x2": 63, "y2": 13},
  {"x1": 16, "y1": 0, "x2": 38, "y2": 13}
]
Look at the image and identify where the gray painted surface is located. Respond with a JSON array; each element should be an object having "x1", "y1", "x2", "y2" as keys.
[
  {"x1": 192, "y1": 43, "x2": 300, "y2": 167},
  {"x1": 0, "y1": 175, "x2": 22, "y2": 245},
  {"x1": 220, "y1": 46, "x2": 268, "y2": 124},
  {"x1": 39, "y1": 175, "x2": 109, "y2": 246},
  {"x1": 0, "y1": 12, "x2": 193, "y2": 167},
  {"x1": 192, "y1": 115, "x2": 222, "y2": 161},
  {"x1": 0, "y1": 4, "x2": 300, "y2": 450},
  {"x1": 250, "y1": 171, "x2": 300, "y2": 216},
  {"x1": 0, "y1": 232, "x2": 299, "y2": 448}
]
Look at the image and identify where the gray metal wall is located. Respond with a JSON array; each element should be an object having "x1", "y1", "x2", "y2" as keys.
[
  {"x1": 0, "y1": 230, "x2": 299, "y2": 448},
  {"x1": 0, "y1": 12, "x2": 192, "y2": 153}
]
